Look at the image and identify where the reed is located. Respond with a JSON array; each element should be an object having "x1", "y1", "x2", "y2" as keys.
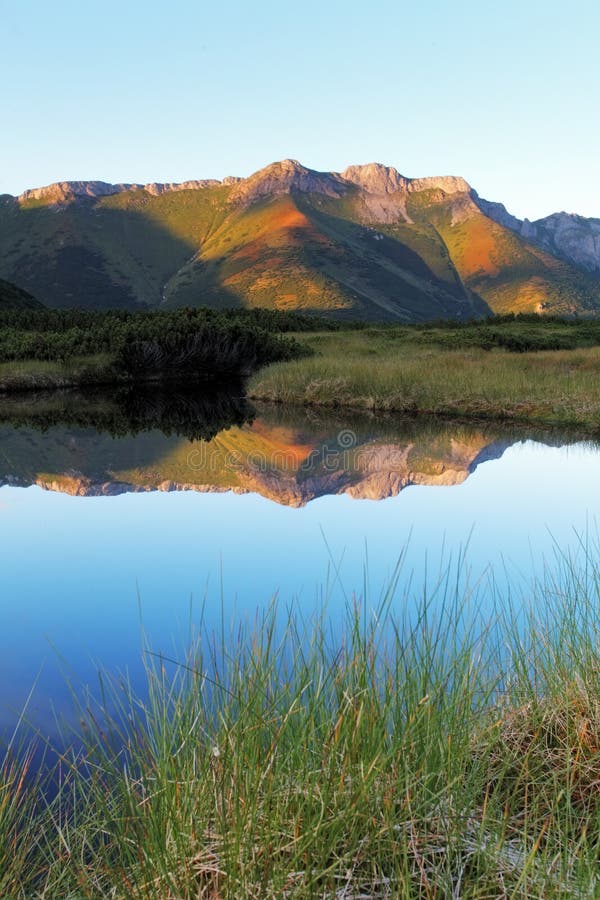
[
  {"x1": 249, "y1": 332, "x2": 600, "y2": 430},
  {"x1": 3, "y1": 550, "x2": 600, "y2": 896}
]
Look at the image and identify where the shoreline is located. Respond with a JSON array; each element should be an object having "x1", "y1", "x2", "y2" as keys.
[
  {"x1": 248, "y1": 331, "x2": 600, "y2": 432},
  {"x1": 4, "y1": 321, "x2": 600, "y2": 434},
  {"x1": 248, "y1": 389, "x2": 600, "y2": 432}
]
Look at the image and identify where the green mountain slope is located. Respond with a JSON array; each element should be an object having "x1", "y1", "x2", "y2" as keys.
[
  {"x1": 1, "y1": 160, "x2": 599, "y2": 320},
  {"x1": 403, "y1": 188, "x2": 600, "y2": 316}
]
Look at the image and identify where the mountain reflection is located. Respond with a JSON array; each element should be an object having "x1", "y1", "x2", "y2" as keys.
[{"x1": 0, "y1": 389, "x2": 593, "y2": 506}]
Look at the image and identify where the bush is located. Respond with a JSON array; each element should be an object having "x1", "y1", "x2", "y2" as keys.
[{"x1": 115, "y1": 325, "x2": 310, "y2": 380}]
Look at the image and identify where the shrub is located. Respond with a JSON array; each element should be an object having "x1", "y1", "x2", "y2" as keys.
[{"x1": 115, "y1": 325, "x2": 310, "y2": 380}]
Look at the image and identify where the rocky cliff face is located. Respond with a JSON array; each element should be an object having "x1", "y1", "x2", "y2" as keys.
[
  {"x1": 407, "y1": 174, "x2": 472, "y2": 195},
  {"x1": 522, "y1": 213, "x2": 600, "y2": 274},
  {"x1": 18, "y1": 181, "x2": 134, "y2": 204},
  {"x1": 17, "y1": 178, "x2": 237, "y2": 206},
  {"x1": 341, "y1": 163, "x2": 409, "y2": 195}
]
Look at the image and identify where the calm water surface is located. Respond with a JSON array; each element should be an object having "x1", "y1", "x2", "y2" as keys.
[{"x1": 0, "y1": 389, "x2": 599, "y2": 741}]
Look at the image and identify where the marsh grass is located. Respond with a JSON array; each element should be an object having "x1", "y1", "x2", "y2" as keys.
[
  {"x1": 0, "y1": 355, "x2": 117, "y2": 393},
  {"x1": 249, "y1": 331, "x2": 600, "y2": 429},
  {"x1": 3, "y1": 549, "x2": 600, "y2": 897}
]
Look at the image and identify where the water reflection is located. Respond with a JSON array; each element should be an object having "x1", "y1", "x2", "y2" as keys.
[
  {"x1": 1, "y1": 388, "x2": 599, "y2": 744},
  {"x1": 0, "y1": 389, "x2": 591, "y2": 505}
]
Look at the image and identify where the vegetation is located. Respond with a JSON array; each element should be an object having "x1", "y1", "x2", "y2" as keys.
[
  {"x1": 0, "y1": 308, "x2": 313, "y2": 391},
  {"x1": 0, "y1": 308, "x2": 600, "y2": 431},
  {"x1": 6, "y1": 311, "x2": 600, "y2": 429},
  {"x1": 3, "y1": 554, "x2": 600, "y2": 896},
  {"x1": 394, "y1": 312, "x2": 600, "y2": 351},
  {"x1": 249, "y1": 317, "x2": 600, "y2": 430},
  {"x1": 0, "y1": 356, "x2": 117, "y2": 393},
  {"x1": 0, "y1": 305, "x2": 347, "y2": 346}
]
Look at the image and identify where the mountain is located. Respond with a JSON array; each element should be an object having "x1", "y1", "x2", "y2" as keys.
[
  {"x1": 1, "y1": 160, "x2": 599, "y2": 320},
  {"x1": 0, "y1": 276, "x2": 42, "y2": 310}
]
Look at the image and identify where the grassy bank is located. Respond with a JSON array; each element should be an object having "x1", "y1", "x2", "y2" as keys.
[
  {"x1": 249, "y1": 330, "x2": 600, "y2": 430},
  {"x1": 3, "y1": 558, "x2": 600, "y2": 897}
]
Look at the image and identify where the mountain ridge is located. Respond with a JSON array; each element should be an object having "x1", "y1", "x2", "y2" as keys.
[
  {"x1": 1, "y1": 160, "x2": 599, "y2": 321},
  {"x1": 7, "y1": 162, "x2": 482, "y2": 209}
]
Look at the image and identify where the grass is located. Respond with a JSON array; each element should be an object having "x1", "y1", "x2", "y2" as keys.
[
  {"x1": 0, "y1": 355, "x2": 118, "y2": 392},
  {"x1": 3, "y1": 551, "x2": 600, "y2": 896},
  {"x1": 0, "y1": 355, "x2": 121, "y2": 393},
  {"x1": 249, "y1": 330, "x2": 600, "y2": 430}
]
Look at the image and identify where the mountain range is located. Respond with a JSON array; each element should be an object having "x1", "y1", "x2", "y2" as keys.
[{"x1": 2, "y1": 160, "x2": 600, "y2": 321}]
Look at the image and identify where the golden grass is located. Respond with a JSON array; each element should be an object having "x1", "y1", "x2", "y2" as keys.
[{"x1": 248, "y1": 332, "x2": 600, "y2": 430}]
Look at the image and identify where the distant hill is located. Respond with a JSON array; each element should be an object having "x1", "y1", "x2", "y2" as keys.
[
  {"x1": 0, "y1": 277, "x2": 42, "y2": 310},
  {"x1": 1, "y1": 160, "x2": 599, "y2": 321}
]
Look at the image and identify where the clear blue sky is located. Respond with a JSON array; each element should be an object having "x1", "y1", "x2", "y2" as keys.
[{"x1": 1, "y1": 0, "x2": 599, "y2": 220}]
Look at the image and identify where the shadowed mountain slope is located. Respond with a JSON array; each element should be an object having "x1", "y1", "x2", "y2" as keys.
[{"x1": 0, "y1": 277, "x2": 42, "y2": 310}]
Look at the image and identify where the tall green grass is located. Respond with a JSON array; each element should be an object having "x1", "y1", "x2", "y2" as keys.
[{"x1": 4, "y1": 553, "x2": 600, "y2": 897}]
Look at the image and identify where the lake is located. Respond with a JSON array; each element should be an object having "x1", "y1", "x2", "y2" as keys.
[{"x1": 0, "y1": 388, "x2": 599, "y2": 744}]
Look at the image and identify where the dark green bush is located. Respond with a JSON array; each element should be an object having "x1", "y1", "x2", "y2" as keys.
[{"x1": 115, "y1": 325, "x2": 310, "y2": 379}]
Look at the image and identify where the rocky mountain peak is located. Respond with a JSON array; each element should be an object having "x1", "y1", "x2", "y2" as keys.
[
  {"x1": 341, "y1": 163, "x2": 409, "y2": 195},
  {"x1": 14, "y1": 163, "x2": 475, "y2": 211},
  {"x1": 407, "y1": 175, "x2": 472, "y2": 195},
  {"x1": 227, "y1": 159, "x2": 347, "y2": 206},
  {"x1": 141, "y1": 180, "x2": 221, "y2": 196},
  {"x1": 476, "y1": 196, "x2": 600, "y2": 274},
  {"x1": 18, "y1": 181, "x2": 131, "y2": 205}
]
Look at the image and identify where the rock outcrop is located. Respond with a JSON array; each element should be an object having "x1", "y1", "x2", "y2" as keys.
[
  {"x1": 227, "y1": 159, "x2": 347, "y2": 206},
  {"x1": 341, "y1": 163, "x2": 409, "y2": 195},
  {"x1": 18, "y1": 178, "x2": 227, "y2": 206},
  {"x1": 18, "y1": 181, "x2": 132, "y2": 205}
]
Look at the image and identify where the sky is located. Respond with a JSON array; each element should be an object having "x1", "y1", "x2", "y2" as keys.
[{"x1": 1, "y1": 0, "x2": 599, "y2": 221}]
